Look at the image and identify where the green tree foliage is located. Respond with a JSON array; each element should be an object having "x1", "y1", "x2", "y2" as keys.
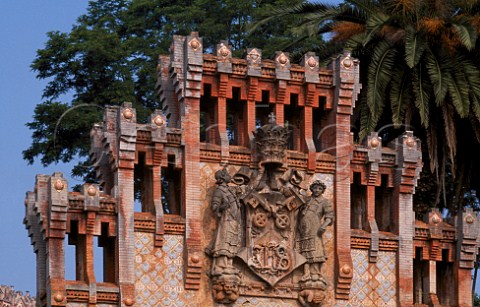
[
  {"x1": 263, "y1": 0, "x2": 480, "y2": 213},
  {"x1": 26, "y1": 0, "x2": 323, "y2": 180}
]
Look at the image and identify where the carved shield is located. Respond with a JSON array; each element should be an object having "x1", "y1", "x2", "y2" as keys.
[{"x1": 238, "y1": 190, "x2": 306, "y2": 286}]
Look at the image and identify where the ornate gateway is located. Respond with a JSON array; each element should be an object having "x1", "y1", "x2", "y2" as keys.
[{"x1": 207, "y1": 115, "x2": 334, "y2": 306}]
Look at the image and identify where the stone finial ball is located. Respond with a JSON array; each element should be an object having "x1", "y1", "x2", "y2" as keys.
[
  {"x1": 54, "y1": 179, "x2": 64, "y2": 192},
  {"x1": 122, "y1": 108, "x2": 134, "y2": 120},
  {"x1": 87, "y1": 185, "x2": 97, "y2": 197}
]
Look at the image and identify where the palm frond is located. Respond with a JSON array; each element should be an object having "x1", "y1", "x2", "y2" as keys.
[
  {"x1": 358, "y1": 94, "x2": 373, "y2": 140},
  {"x1": 471, "y1": 93, "x2": 480, "y2": 122},
  {"x1": 390, "y1": 66, "x2": 411, "y2": 126},
  {"x1": 459, "y1": 58, "x2": 480, "y2": 120},
  {"x1": 366, "y1": 40, "x2": 397, "y2": 131},
  {"x1": 446, "y1": 62, "x2": 470, "y2": 117},
  {"x1": 249, "y1": 3, "x2": 337, "y2": 33},
  {"x1": 405, "y1": 26, "x2": 426, "y2": 68},
  {"x1": 424, "y1": 49, "x2": 448, "y2": 105},
  {"x1": 452, "y1": 19, "x2": 478, "y2": 50},
  {"x1": 363, "y1": 11, "x2": 389, "y2": 46},
  {"x1": 344, "y1": 32, "x2": 365, "y2": 50},
  {"x1": 412, "y1": 65, "x2": 431, "y2": 128}
]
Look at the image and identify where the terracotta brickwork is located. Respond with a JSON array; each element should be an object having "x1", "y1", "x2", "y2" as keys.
[{"x1": 24, "y1": 32, "x2": 480, "y2": 307}]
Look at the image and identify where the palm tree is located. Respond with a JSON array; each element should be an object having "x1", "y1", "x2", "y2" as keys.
[{"x1": 258, "y1": 0, "x2": 480, "y2": 213}]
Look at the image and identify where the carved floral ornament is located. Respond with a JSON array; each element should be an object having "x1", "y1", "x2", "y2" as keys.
[
  {"x1": 341, "y1": 54, "x2": 353, "y2": 69},
  {"x1": 207, "y1": 116, "x2": 333, "y2": 306},
  {"x1": 217, "y1": 43, "x2": 231, "y2": 58},
  {"x1": 53, "y1": 293, "x2": 64, "y2": 303},
  {"x1": 431, "y1": 213, "x2": 442, "y2": 225},
  {"x1": 276, "y1": 52, "x2": 289, "y2": 66},
  {"x1": 405, "y1": 136, "x2": 416, "y2": 148},
  {"x1": 152, "y1": 115, "x2": 165, "y2": 127},
  {"x1": 369, "y1": 136, "x2": 381, "y2": 148},
  {"x1": 53, "y1": 179, "x2": 65, "y2": 192},
  {"x1": 122, "y1": 108, "x2": 134, "y2": 120},
  {"x1": 189, "y1": 37, "x2": 202, "y2": 51},
  {"x1": 465, "y1": 214, "x2": 475, "y2": 224},
  {"x1": 306, "y1": 56, "x2": 318, "y2": 70},
  {"x1": 247, "y1": 49, "x2": 262, "y2": 66},
  {"x1": 87, "y1": 185, "x2": 97, "y2": 197}
]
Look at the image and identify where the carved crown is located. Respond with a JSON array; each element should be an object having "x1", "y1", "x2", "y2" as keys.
[{"x1": 253, "y1": 113, "x2": 289, "y2": 165}]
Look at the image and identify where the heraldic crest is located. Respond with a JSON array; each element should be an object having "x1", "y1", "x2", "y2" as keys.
[{"x1": 206, "y1": 114, "x2": 334, "y2": 306}]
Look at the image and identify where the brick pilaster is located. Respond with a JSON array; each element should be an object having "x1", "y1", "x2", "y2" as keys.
[
  {"x1": 179, "y1": 33, "x2": 204, "y2": 290},
  {"x1": 115, "y1": 102, "x2": 137, "y2": 306},
  {"x1": 150, "y1": 111, "x2": 167, "y2": 247},
  {"x1": 389, "y1": 131, "x2": 422, "y2": 306},
  {"x1": 331, "y1": 52, "x2": 359, "y2": 299},
  {"x1": 47, "y1": 173, "x2": 68, "y2": 306},
  {"x1": 217, "y1": 92, "x2": 229, "y2": 163},
  {"x1": 25, "y1": 188, "x2": 47, "y2": 307}
]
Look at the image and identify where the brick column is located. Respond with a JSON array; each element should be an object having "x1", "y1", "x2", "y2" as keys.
[
  {"x1": 389, "y1": 131, "x2": 422, "y2": 306},
  {"x1": 115, "y1": 102, "x2": 137, "y2": 306},
  {"x1": 47, "y1": 173, "x2": 68, "y2": 306},
  {"x1": 25, "y1": 186, "x2": 47, "y2": 307},
  {"x1": 217, "y1": 93, "x2": 229, "y2": 163},
  {"x1": 275, "y1": 103, "x2": 284, "y2": 126},
  {"x1": 331, "y1": 53, "x2": 359, "y2": 299},
  {"x1": 180, "y1": 33, "x2": 204, "y2": 290},
  {"x1": 85, "y1": 210, "x2": 97, "y2": 304},
  {"x1": 150, "y1": 111, "x2": 167, "y2": 247},
  {"x1": 83, "y1": 184, "x2": 101, "y2": 305},
  {"x1": 246, "y1": 48, "x2": 262, "y2": 149}
]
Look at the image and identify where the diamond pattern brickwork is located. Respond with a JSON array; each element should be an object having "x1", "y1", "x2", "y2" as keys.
[
  {"x1": 335, "y1": 249, "x2": 396, "y2": 306},
  {"x1": 134, "y1": 232, "x2": 196, "y2": 306}
]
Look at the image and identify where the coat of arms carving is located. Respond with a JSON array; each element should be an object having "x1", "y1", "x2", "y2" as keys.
[{"x1": 206, "y1": 115, "x2": 334, "y2": 306}]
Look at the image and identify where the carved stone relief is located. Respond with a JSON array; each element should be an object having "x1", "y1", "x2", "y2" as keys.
[{"x1": 207, "y1": 115, "x2": 334, "y2": 306}]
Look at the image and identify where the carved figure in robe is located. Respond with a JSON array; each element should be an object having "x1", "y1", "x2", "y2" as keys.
[
  {"x1": 297, "y1": 180, "x2": 334, "y2": 283},
  {"x1": 210, "y1": 168, "x2": 242, "y2": 275}
]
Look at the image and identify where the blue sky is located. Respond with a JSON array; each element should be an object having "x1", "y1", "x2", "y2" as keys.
[{"x1": 0, "y1": 1, "x2": 89, "y2": 292}]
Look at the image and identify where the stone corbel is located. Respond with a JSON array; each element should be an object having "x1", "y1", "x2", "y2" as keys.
[
  {"x1": 335, "y1": 253, "x2": 354, "y2": 300},
  {"x1": 185, "y1": 252, "x2": 203, "y2": 290}
]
